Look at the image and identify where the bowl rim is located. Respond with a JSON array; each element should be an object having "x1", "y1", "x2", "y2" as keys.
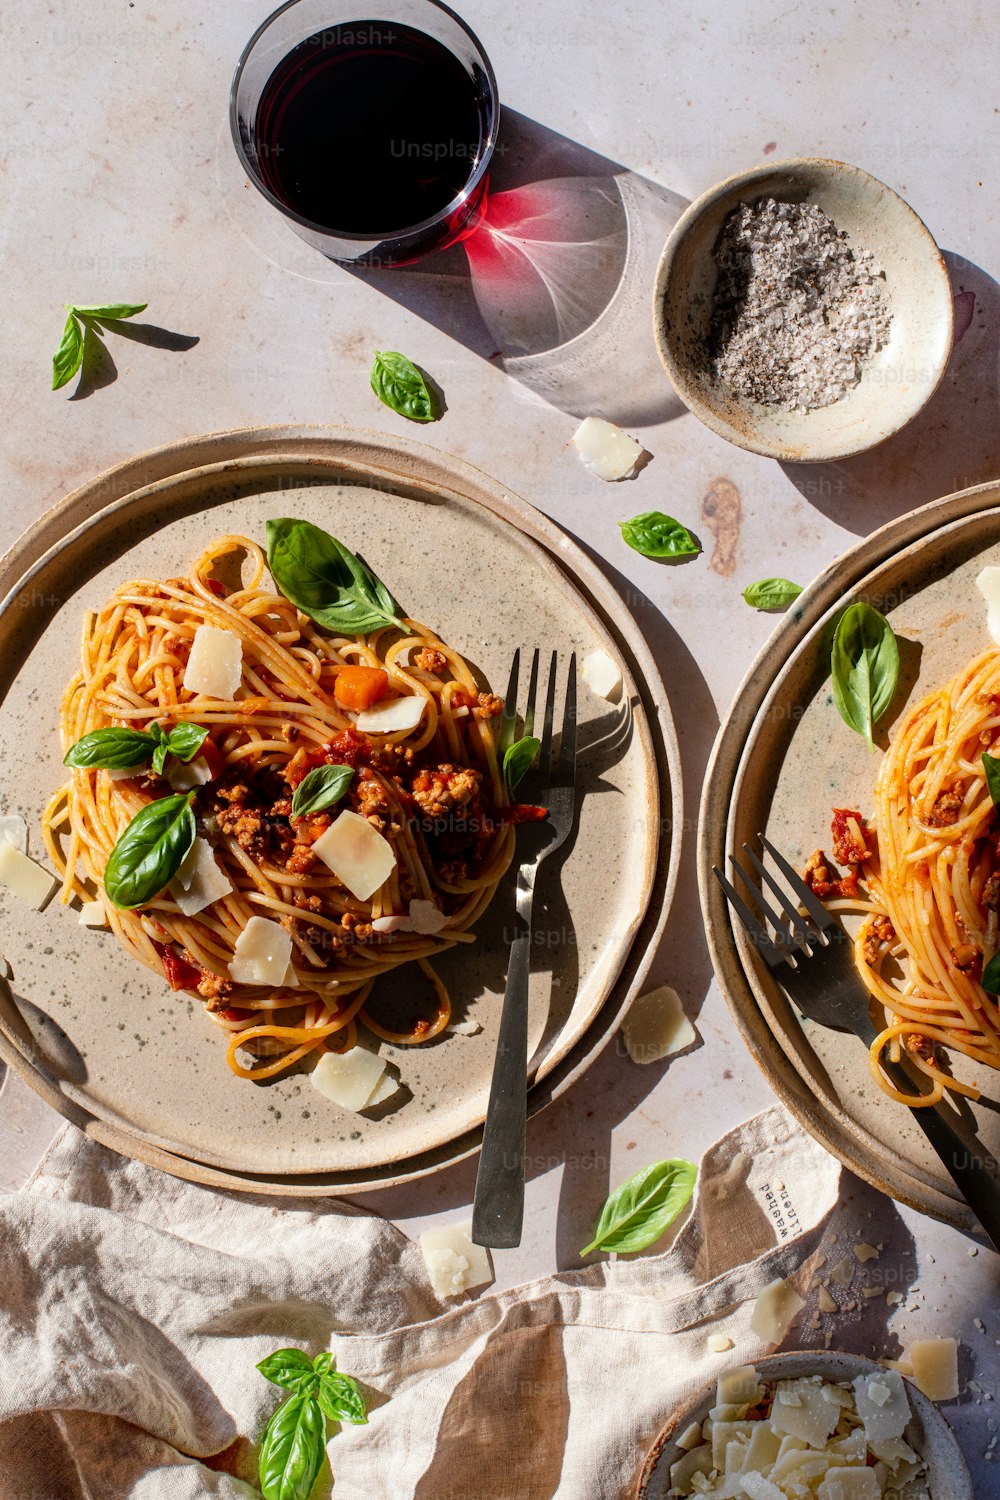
[
  {"x1": 634, "y1": 1347, "x2": 972, "y2": 1499},
  {"x1": 651, "y1": 156, "x2": 955, "y2": 463}
]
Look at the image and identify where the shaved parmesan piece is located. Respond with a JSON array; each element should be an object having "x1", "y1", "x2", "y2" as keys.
[
  {"x1": 364, "y1": 1070, "x2": 401, "y2": 1108},
  {"x1": 371, "y1": 914, "x2": 411, "y2": 934},
  {"x1": 0, "y1": 842, "x2": 57, "y2": 909},
  {"x1": 78, "y1": 900, "x2": 108, "y2": 928},
  {"x1": 622, "y1": 984, "x2": 696, "y2": 1063},
  {"x1": 818, "y1": 1286, "x2": 838, "y2": 1314},
  {"x1": 707, "y1": 1333, "x2": 734, "y2": 1353},
  {"x1": 711, "y1": 1421, "x2": 753, "y2": 1472},
  {"x1": 167, "y1": 756, "x2": 215, "y2": 791},
  {"x1": 907, "y1": 1337, "x2": 959, "y2": 1401},
  {"x1": 853, "y1": 1370, "x2": 910, "y2": 1443},
  {"x1": 853, "y1": 1242, "x2": 880, "y2": 1263},
  {"x1": 717, "y1": 1366, "x2": 765, "y2": 1408},
  {"x1": 408, "y1": 899, "x2": 448, "y2": 935},
  {"x1": 312, "y1": 810, "x2": 396, "y2": 901},
  {"x1": 183, "y1": 625, "x2": 242, "y2": 699},
  {"x1": 419, "y1": 1221, "x2": 492, "y2": 1297},
  {"x1": 743, "y1": 1422, "x2": 782, "y2": 1474},
  {"x1": 0, "y1": 815, "x2": 28, "y2": 854},
  {"x1": 740, "y1": 1476, "x2": 784, "y2": 1500},
  {"x1": 977, "y1": 567, "x2": 1000, "y2": 644},
  {"x1": 869, "y1": 1435, "x2": 918, "y2": 1467},
  {"x1": 669, "y1": 1444, "x2": 713, "y2": 1492},
  {"x1": 750, "y1": 1278, "x2": 805, "y2": 1344},
  {"x1": 355, "y1": 694, "x2": 426, "y2": 734},
  {"x1": 817, "y1": 1468, "x2": 880, "y2": 1500},
  {"x1": 311, "y1": 1047, "x2": 388, "y2": 1112},
  {"x1": 582, "y1": 649, "x2": 622, "y2": 700},
  {"x1": 229, "y1": 916, "x2": 294, "y2": 987},
  {"x1": 105, "y1": 765, "x2": 139, "y2": 782},
  {"x1": 171, "y1": 838, "x2": 232, "y2": 916},
  {"x1": 830, "y1": 1256, "x2": 854, "y2": 1286},
  {"x1": 446, "y1": 1017, "x2": 483, "y2": 1036},
  {"x1": 676, "y1": 1421, "x2": 705, "y2": 1452},
  {"x1": 571, "y1": 416, "x2": 643, "y2": 481},
  {"x1": 770, "y1": 1378, "x2": 839, "y2": 1448}
]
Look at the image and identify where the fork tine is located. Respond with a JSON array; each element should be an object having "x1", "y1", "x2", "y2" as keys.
[
  {"x1": 498, "y1": 649, "x2": 520, "y2": 755},
  {"x1": 555, "y1": 652, "x2": 577, "y2": 784},
  {"x1": 713, "y1": 865, "x2": 787, "y2": 969},
  {"x1": 728, "y1": 855, "x2": 801, "y2": 959},
  {"x1": 522, "y1": 648, "x2": 541, "y2": 739},
  {"x1": 538, "y1": 650, "x2": 558, "y2": 772},
  {"x1": 740, "y1": 843, "x2": 814, "y2": 949},
  {"x1": 759, "y1": 834, "x2": 838, "y2": 933}
]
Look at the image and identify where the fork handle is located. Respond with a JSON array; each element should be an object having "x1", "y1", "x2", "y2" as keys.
[
  {"x1": 472, "y1": 891, "x2": 534, "y2": 1249},
  {"x1": 875, "y1": 1049, "x2": 1000, "y2": 1253}
]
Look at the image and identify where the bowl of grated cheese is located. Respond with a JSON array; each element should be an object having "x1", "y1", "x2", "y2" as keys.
[
  {"x1": 636, "y1": 1350, "x2": 971, "y2": 1500},
  {"x1": 652, "y1": 158, "x2": 954, "y2": 463}
]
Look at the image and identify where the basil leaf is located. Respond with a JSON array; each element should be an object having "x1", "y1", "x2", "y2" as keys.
[
  {"x1": 103, "y1": 792, "x2": 196, "y2": 909},
  {"x1": 68, "y1": 301, "x2": 147, "y2": 321},
  {"x1": 580, "y1": 1158, "x2": 697, "y2": 1257},
  {"x1": 370, "y1": 350, "x2": 436, "y2": 422},
  {"x1": 983, "y1": 753, "x2": 1000, "y2": 810},
  {"x1": 266, "y1": 518, "x2": 408, "y2": 635},
  {"x1": 503, "y1": 735, "x2": 539, "y2": 792},
  {"x1": 983, "y1": 953, "x2": 1000, "y2": 995},
  {"x1": 258, "y1": 1392, "x2": 327, "y2": 1500},
  {"x1": 742, "y1": 577, "x2": 803, "y2": 611},
  {"x1": 291, "y1": 765, "x2": 354, "y2": 820},
  {"x1": 166, "y1": 722, "x2": 209, "y2": 763},
  {"x1": 257, "y1": 1349, "x2": 318, "y2": 1393},
  {"x1": 316, "y1": 1370, "x2": 367, "y2": 1427},
  {"x1": 64, "y1": 727, "x2": 156, "y2": 770},
  {"x1": 618, "y1": 511, "x2": 701, "y2": 560},
  {"x1": 52, "y1": 311, "x2": 85, "y2": 391},
  {"x1": 831, "y1": 603, "x2": 900, "y2": 750}
]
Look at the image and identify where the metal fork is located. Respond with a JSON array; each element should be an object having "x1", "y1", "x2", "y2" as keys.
[
  {"x1": 471, "y1": 648, "x2": 578, "y2": 1249},
  {"x1": 715, "y1": 834, "x2": 1000, "y2": 1253}
]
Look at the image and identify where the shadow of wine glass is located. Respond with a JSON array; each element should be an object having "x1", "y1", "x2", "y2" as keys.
[
  {"x1": 780, "y1": 253, "x2": 1000, "y2": 535},
  {"x1": 338, "y1": 110, "x2": 691, "y2": 425}
]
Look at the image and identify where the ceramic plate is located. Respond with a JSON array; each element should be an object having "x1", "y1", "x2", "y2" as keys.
[
  {"x1": 700, "y1": 479, "x2": 1000, "y2": 1232},
  {"x1": 636, "y1": 1350, "x2": 971, "y2": 1499},
  {"x1": 0, "y1": 427, "x2": 679, "y2": 1193}
]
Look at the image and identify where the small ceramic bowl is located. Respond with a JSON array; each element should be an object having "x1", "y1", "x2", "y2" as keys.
[
  {"x1": 635, "y1": 1349, "x2": 971, "y2": 1499},
  {"x1": 652, "y1": 158, "x2": 954, "y2": 462}
]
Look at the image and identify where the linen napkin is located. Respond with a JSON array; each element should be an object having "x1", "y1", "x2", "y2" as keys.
[{"x1": 0, "y1": 1104, "x2": 841, "y2": 1500}]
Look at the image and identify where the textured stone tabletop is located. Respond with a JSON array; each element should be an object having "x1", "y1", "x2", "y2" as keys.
[{"x1": 2, "y1": 0, "x2": 999, "y2": 1488}]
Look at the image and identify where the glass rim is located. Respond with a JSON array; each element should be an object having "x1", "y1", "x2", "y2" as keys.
[{"x1": 228, "y1": 0, "x2": 501, "y2": 244}]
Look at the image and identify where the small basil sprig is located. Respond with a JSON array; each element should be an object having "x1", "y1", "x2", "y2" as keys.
[
  {"x1": 983, "y1": 752, "x2": 1000, "y2": 809},
  {"x1": 503, "y1": 735, "x2": 539, "y2": 792},
  {"x1": 370, "y1": 350, "x2": 436, "y2": 422},
  {"x1": 266, "y1": 518, "x2": 409, "y2": 636},
  {"x1": 830, "y1": 602, "x2": 899, "y2": 750},
  {"x1": 257, "y1": 1349, "x2": 367, "y2": 1500},
  {"x1": 580, "y1": 1158, "x2": 697, "y2": 1257},
  {"x1": 51, "y1": 301, "x2": 148, "y2": 391},
  {"x1": 618, "y1": 511, "x2": 701, "y2": 561},
  {"x1": 64, "y1": 721, "x2": 208, "y2": 775},
  {"x1": 291, "y1": 765, "x2": 354, "y2": 820},
  {"x1": 983, "y1": 953, "x2": 1000, "y2": 995},
  {"x1": 103, "y1": 792, "x2": 196, "y2": 909},
  {"x1": 742, "y1": 577, "x2": 803, "y2": 611}
]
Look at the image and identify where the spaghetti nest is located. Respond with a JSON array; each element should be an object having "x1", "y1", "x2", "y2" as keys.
[
  {"x1": 43, "y1": 534, "x2": 515, "y2": 1080},
  {"x1": 821, "y1": 648, "x2": 1000, "y2": 1106}
]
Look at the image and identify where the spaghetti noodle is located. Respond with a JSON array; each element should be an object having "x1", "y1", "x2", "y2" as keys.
[
  {"x1": 43, "y1": 533, "x2": 517, "y2": 1080},
  {"x1": 809, "y1": 648, "x2": 1000, "y2": 1106}
]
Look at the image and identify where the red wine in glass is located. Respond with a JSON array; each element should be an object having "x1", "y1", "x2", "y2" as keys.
[{"x1": 232, "y1": 7, "x2": 499, "y2": 265}]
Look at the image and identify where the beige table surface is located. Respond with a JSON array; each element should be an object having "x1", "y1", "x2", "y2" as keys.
[{"x1": 2, "y1": 0, "x2": 999, "y2": 1487}]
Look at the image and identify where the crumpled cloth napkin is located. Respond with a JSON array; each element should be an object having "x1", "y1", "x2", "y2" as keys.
[{"x1": 0, "y1": 1103, "x2": 840, "y2": 1500}]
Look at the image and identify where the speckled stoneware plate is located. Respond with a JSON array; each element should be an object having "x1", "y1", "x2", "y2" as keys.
[
  {"x1": 652, "y1": 157, "x2": 954, "y2": 462},
  {"x1": 700, "y1": 479, "x2": 1000, "y2": 1232},
  {"x1": 636, "y1": 1350, "x2": 971, "y2": 1498},
  {"x1": 0, "y1": 426, "x2": 680, "y2": 1194}
]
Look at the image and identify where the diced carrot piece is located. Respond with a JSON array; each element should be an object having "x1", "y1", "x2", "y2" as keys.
[{"x1": 334, "y1": 665, "x2": 389, "y2": 711}]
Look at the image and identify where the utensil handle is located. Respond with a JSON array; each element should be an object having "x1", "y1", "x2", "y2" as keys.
[
  {"x1": 880, "y1": 1055, "x2": 1000, "y2": 1253},
  {"x1": 472, "y1": 895, "x2": 534, "y2": 1249}
]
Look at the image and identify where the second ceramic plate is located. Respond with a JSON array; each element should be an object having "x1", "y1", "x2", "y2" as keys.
[{"x1": 700, "y1": 479, "x2": 1000, "y2": 1231}]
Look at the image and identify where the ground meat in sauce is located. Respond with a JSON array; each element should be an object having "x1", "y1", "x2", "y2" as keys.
[
  {"x1": 802, "y1": 847, "x2": 860, "y2": 900},
  {"x1": 951, "y1": 942, "x2": 981, "y2": 977},
  {"x1": 862, "y1": 915, "x2": 896, "y2": 966},
  {"x1": 414, "y1": 647, "x2": 447, "y2": 673},
  {"x1": 927, "y1": 784, "x2": 966, "y2": 827},
  {"x1": 831, "y1": 808, "x2": 871, "y2": 865},
  {"x1": 474, "y1": 692, "x2": 503, "y2": 718},
  {"x1": 411, "y1": 765, "x2": 481, "y2": 820},
  {"x1": 906, "y1": 1032, "x2": 934, "y2": 1059}
]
